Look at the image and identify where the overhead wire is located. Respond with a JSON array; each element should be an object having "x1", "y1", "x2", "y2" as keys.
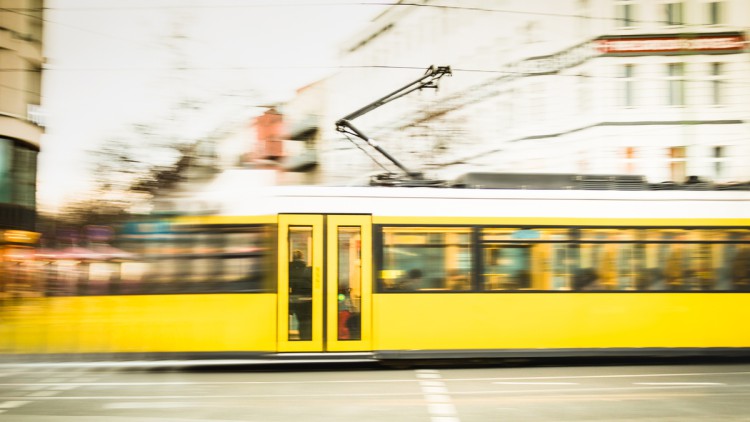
[
  {"x1": 340, "y1": 131, "x2": 394, "y2": 174},
  {"x1": 4, "y1": 1, "x2": 748, "y2": 29}
]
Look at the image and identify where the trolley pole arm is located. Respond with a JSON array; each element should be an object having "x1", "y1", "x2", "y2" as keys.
[
  {"x1": 335, "y1": 119, "x2": 419, "y2": 177},
  {"x1": 337, "y1": 65, "x2": 452, "y2": 123},
  {"x1": 335, "y1": 65, "x2": 451, "y2": 180}
]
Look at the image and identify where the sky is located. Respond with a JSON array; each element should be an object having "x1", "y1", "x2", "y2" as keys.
[{"x1": 38, "y1": 0, "x2": 388, "y2": 212}]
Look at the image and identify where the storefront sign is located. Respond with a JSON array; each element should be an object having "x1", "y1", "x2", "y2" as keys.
[
  {"x1": 598, "y1": 34, "x2": 746, "y2": 55},
  {"x1": 506, "y1": 32, "x2": 746, "y2": 77}
]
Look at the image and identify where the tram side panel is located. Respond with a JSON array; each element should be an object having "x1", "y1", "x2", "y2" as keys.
[
  {"x1": 371, "y1": 221, "x2": 750, "y2": 357},
  {"x1": 1, "y1": 221, "x2": 279, "y2": 357},
  {"x1": 372, "y1": 293, "x2": 750, "y2": 355}
]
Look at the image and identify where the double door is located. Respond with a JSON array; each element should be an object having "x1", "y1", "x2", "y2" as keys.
[{"x1": 277, "y1": 214, "x2": 372, "y2": 352}]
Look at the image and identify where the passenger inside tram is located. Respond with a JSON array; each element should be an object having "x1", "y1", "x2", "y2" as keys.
[{"x1": 289, "y1": 249, "x2": 313, "y2": 340}]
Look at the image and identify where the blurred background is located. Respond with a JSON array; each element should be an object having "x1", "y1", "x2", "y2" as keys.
[{"x1": 1, "y1": 0, "x2": 749, "y2": 298}]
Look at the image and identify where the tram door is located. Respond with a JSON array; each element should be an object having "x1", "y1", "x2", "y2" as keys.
[{"x1": 277, "y1": 214, "x2": 372, "y2": 352}]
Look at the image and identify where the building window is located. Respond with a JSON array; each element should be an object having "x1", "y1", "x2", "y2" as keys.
[
  {"x1": 667, "y1": 63, "x2": 685, "y2": 106},
  {"x1": 707, "y1": 1, "x2": 723, "y2": 25},
  {"x1": 0, "y1": 139, "x2": 12, "y2": 203},
  {"x1": 621, "y1": 64, "x2": 636, "y2": 107},
  {"x1": 12, "y1": 147, "x2": 37, "y2": 208},
  {"x1": 578, "y1": 73, "x2": 589, "y2": 113},
  {"x1": 25, "y1": 64, "x2": 42, "y2": 106},
  {"x1": 0, "y1": 139, "x2": 38, "y2": 208},
  {"x1": 616, "y1": 1, "x2": 637, "y2": 28},
  {"x1": 529, "y1": 80, "x2": 546, "y2": 122},
  {"x1": 709, "y1": 62, "x2": 723, "y2": 105},
  {"x1": 524, "y1": 21, "x2": 539, "y2": 44},
  {"x1": 669, "y1": 146, "x2": 687, "y2": 182},
  {"x1": 664, "y1": 2, "x2": 684, "y2": 26},
  {"x1": 577, "y1": 0, "x2": 590, "y2": 37},
  {"x1": 713, "y1": 146, "x2": 725, "y2": 179},
  {"x1": 624, "y1": 147, "x2": 637, "y2": 174}
]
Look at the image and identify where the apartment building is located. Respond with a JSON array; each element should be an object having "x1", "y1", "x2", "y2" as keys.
[
  {"x1": 0, "y1": 0, "x2": 44, "y2": 294},
  {"x1": 1, "y1": 0, "x2": 42, "y2": 229},
  {"x1": 290, "y1": 0, "x2": 749, "y2": 185}
]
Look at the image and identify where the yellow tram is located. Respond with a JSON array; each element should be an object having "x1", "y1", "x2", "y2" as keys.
[{"x1": 2, "y1": 178, "x2": 750, "y2": 361}]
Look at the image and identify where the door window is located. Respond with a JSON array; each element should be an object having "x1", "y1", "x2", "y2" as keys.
[{"x1": 288, "y1": 227, "x2": 313, "y2": 341}]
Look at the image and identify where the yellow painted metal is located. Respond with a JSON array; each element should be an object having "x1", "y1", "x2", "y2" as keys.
[
  {"x1": 4, "y1": 210, "x2": 750, "y2": 358},
  {"x1": 173, "y1": 215, "x2": 277, "y2": 226},
  {"x1": 373, "y1": 216, "x2": 750, "y2": 227},
  {"x1": 372, "y1": 293, "x2": 750, "y2": 350},
  {"x1": 325, "y1": 215, "x2": 372, "y2": 352},
  {"x1": 277, "y1": 214, "x2": 324, "y2": 352},
  {"x1": 0, "y1": 294, "x2": 277, "y2": 354}
]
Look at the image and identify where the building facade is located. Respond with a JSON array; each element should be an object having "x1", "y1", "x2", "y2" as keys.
[
  {"x1": 0, "y1": 0, "x2": 42, "y2": 229},
  {"x1": 286, "y1": 0, "x2": 749, "y2": 186},
  {"x1": 1, "y1": 0, "x2": 44, "y2": 299}
]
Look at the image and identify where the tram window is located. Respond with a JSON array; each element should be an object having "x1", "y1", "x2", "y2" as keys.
[
  {"x1": 482, "y1": 245, "x2": 532, "y2": 290},
  {"x1": 726, "y1": 231, "x2": 750, "y2": 290},
  {"x1": 483, "y1": 228, "x2": 553, "y2": 241},
  {"x1": 93, "y1": 225, "x2": 274, "y2": 295},
  {"x1": 551, "y1": 244, "x2": 570, "y2": 290},
  {"x1": 187, "y1": 258, "x2": 218, "y2": 283},
  {"x1": 579, "y1": 228, "x2": 636, "y2": 241},
  {"x1": 379, "y1": 227, "x2": 472, "y2": 292},
  {"x1": 220, "y1": 256, "x2": 266, "y2": 291},
  {"x1": 338, "y1": 227, "x2": 362, "y2": 340},
  {"x1": 288, "y1": 227, "x2": 313, "y2": 341}
]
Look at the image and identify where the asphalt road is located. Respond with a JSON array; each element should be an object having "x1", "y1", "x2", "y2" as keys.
[{"x1": 1, "y1": 359, "x2": 749, "y2": 421}]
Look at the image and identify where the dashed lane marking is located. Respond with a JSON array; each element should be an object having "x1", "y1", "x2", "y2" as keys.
[{"x1": 416, "y1": 370, "x2": 461, "y2": 422}]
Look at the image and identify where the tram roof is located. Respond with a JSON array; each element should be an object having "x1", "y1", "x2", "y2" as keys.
[
  {"x1": 155, "y1": 170, "x2": 750, "y2": 220},
  {"x1": 212, "y1": 185, "x2": 750, "y2": 221}
]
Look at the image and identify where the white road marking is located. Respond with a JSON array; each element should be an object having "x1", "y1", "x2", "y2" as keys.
[
  {"x1": 0, "y1": 392, "x2": 428, "y2": 400},
  {"x1": 0, "y1": 370, "x2": 745, "y2": 388},
  {"x1": 104, "y1": 402, "x2": 204, "y2": 409},
  {"x1": 446, "y1": 371, "x2": 750, "y2": 382},
  {"x1": 50, "y1": 385, "x2": 76, "y2": 391},
  {"x1": 633, "y1": 382, "x2": 726, "y2": 386},
  {"x1": 421, "y1": 381, "x2": 445, "y2": 387},
  {"x1": 424, "y1": 394, "x2": 451, "y2": 403},
  {"x1": 416, "y1": 370, "x2": 461, "y2": 422},
  {"x1": 493, "y1": 382, "x2": 579, "y2": 385},
  {"x1": 0, "y1": 380, "x2": 424, "y2": 387},
  {"x1": 417, "y1": 374, "x2": 442, "y2": 379},
  {"x1": 0, "y1": 400, "x2": 30, "y2": 408},
  {"x1": 449, "y1": 384, "x2": 746, "y2": 396},
  {"x1": 427, "y1": 403, "x2": 457, "y2": 416},
  {"x1": 0, "y1": 385, "x2": 749, "y2": 402}
]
